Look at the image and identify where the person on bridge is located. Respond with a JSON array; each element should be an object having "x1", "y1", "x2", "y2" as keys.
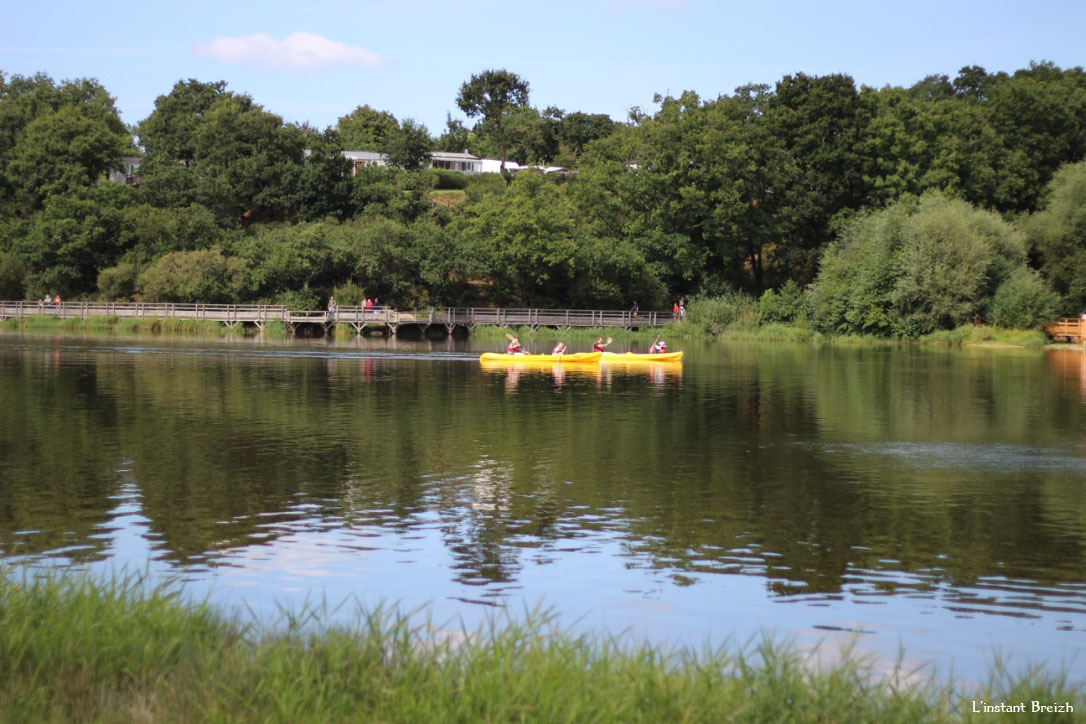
[
  {"x1": 326, "y1": 296, "x2": 336, "y2": 320},
  {"x1": 507, "y1": 337, "x2": 524, "y2": 355},
  {"x1": 592, "y1": 337, "x2": 610, "y2": 352}
]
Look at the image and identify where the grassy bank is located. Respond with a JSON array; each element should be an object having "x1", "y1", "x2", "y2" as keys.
[
  {"x1": 667, "y1": 317, "x2": 1056, "y2": 348},
  {"x1": 1, "y1": 315, "x2": 245, "y2": 336},
  {"x1": 0, "y1": 572, "x2": 1080, "y2": 722},
  {"x1": 472, "y1": 325, "x2": 663, "y2": 343}
]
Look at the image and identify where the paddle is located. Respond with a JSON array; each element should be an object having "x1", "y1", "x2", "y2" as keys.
[{"x1": 504, "y1": 332, "x2": 531, "y2": 355}]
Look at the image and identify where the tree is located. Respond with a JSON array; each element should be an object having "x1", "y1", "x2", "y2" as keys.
[
  {"x1": 811, "y1": 194, "x2": 1032, "y2": 335},
  {"x1": 384, "y1": 118, "x2": 433, "y2": 170},
  {"x1": 1022, "y1": 160, "x2": 1086, "y2": 313},
  {"x1": 558, "y1": 111, "x2": 616, "y2": 157},
  {"x1": 434, "y1": 113, "x2": 470, "y2": 152},
  {"x1": 336, "y1": 105, "x2": 399, "y2": 151},
  {"x1": 456, "y1": 69, "x2": 530, "y2": 172},
  {"x1": 138, "y1": 83, "x2": 307, "y2": 226},
  {"x1": 1, "y1": 73, "x2": 130, "y2": 213}
]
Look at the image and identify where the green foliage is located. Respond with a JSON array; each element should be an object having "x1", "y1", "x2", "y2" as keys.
[
  {"x1": 434, "y1": 113, "x2": 470, "y2": 152},
  {"x1": 96, "y1": 262, "x2": 139, "y2": 300},
  {"x1": 919, "y1": 324, "x2": 1049, "y2": 348},
  {"x1": 988, "y1": 267, "x2": 1060, "y2": 329},
  {"x1": 14, "y1": 183, "x2": 133, "y2": 298},
  {"x1": 812, "y1": 194, "x2": 1031, "y2": 336},
  {"x1": 384, "y1": 118, "x2": 433, "y2": 170},
  {"x1": 684, "y1": 291, "x2": 761, "y2": 334},
  {"x1": 759, "y1": 280, "x2": 810, "y2": 323},
  {"x1": 350, "y1": 166, "x2": 435, "y2": 224},
  {"x1": 464, "y1": 172, "x2": 508, "y2": 201},
  {"x1": 336, "y1": 104, "x2": 399, "y2": 151},
  {"x1": 456, "y1": 69, "x2": 530, "y2": 165},
  {"x1": 273, "y1": 288, "x2": 321, "y2": 310},
  {"x1": 1022, "y1": 160, "x2": 1086, "y2": 314},
  {"x1": 4, "y1": 64, "x2": 1086, "y2": 328},
  {"x1": 137, "y1": 81, "x2": 306, "y2": 227},
  {"x1": 0, "y1": 251, "x2": 25, "y2": 298},
  {"x1": 137, "y1": 248, "x2": 247, "y2": 303},
  {"x1": 452, "y1": 170, "x2": 662, "y2": 307},
  {"x1": 332, "y1": 281, "x2": 367, "y2": 306},
  {"x1": 430, "y1": 169, "x2": 469, "y2": 190},
  {"x1": 0, "y1": 73, "x2": 130, "y2": 213}
]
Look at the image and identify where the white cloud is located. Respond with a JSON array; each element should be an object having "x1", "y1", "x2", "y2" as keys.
[{"x1": 193, "y1": 32, "x2": 381, "y2": 72}]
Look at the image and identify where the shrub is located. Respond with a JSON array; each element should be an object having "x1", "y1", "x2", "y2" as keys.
[
  {"x1": 685, "y1": 290, "x2": 760, "y2": 334},
  {"x1": 0, "y1": 251, "x2": 25, "y2": 299},
  {"x1": 812, "y1": 193, "x2": 1030, "y2": 337},
  {"x1": 333, "y1": 282, "x2": 367, "y2": 307},
  {"x1": 759, "y1": 280, "x2": 810, "y2": 324},
  {"x1": 273, "y1": 289, "x2": 321, "y2": 310},
  {"x1": 96, "y1": 262, "x2": 138, "y2": 300},
  {"x1": 137, "y1": 249, "x2": 246, "y2": 303},
  {"x1": 429, "y1": 169, "x2": 469, "y2": 190},
  {"x1": 988, "y1": 267, "x2": 1060, "y2": 329}
]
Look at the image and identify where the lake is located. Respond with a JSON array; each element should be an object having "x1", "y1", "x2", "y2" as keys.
[{"x1": 1, "y1": 332, "x2": 1084, "y2": 683}]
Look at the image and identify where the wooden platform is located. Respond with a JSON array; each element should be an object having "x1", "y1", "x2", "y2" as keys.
[
  {"x1": 1045, "y1": 317, "x2": 1086, "y2": 344},
  {"x1": 0, "y1": 301, "x2": 671, "y2": 335}
]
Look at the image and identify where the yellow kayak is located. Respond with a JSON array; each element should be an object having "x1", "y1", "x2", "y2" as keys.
[
  {"x1": 601, "y1": 351, "x2": 683, "y2": 363},
  {"x1": 479, "y1": 351, "x2": 602, "y2": 364}
]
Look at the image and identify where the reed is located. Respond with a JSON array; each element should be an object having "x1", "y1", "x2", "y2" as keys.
[{"x1": 1, "y1": 570, "x2": 1079, "y2": 722}]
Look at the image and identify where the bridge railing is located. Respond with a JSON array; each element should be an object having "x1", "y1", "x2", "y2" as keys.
[
  {"x1": 1045, "y1": 317, "x2": 1085, "y2": 342},
  {"x1": 0, "y1": 301, "x2": 287, "y2": 321},
  {"x1": 2, "y1": 301, "x2": 673, "y2": 329}
]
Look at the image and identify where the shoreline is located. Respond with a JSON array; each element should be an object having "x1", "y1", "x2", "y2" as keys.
[
  {"x1": 2, "y1": 314, "x2": 1081, "y2": 351},
  {"x1": 1, "y1": 571, "x2": 1080, "y2": 721}
]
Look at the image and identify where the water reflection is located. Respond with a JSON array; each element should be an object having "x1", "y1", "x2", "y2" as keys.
[{"x1": 1, "y1": 333, "x2": 1084, "y2": 681}]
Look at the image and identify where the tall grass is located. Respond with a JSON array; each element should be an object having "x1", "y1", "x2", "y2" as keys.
[
  {"x1": 472, "y1": 325, "x2": 663, "y2": 343},
  {"x1": 2, "y1": 315, "x2": 242, "y2": 336},
  {"x1": 1, "y1": 571, "x2": 1080, "y2": 722}
]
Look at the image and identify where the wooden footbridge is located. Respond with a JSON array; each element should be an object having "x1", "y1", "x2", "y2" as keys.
[
  {"x1": 1045, "y1": 317, "x2": 1086, "y2": 344},
  {"x1": 0, "y1": 301, "x2": 671, "y2": 335}
]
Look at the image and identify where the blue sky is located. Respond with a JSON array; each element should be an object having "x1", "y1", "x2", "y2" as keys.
[{"x1": 3, "y1": 0, "x2": 1084, "y2": 135}]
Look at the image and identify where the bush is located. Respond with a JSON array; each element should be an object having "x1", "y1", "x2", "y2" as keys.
[
  {"x1": 429, "y1": 170, "x2": 469, "y2": 190},
  {"x1": 333, "y1": 282, "x2": 367, "y2": 307},
  {"x1": 0, "y1": 251, "x2": 25, "y2": 299},
  {"x1": 759, "y1": 280, "x2": 810, "y2": 324},
  {"x1": 685, "y1": 291, "x2": 760, "y2": 334},
  {"x1": 812, "y1": 194, "x2": 1030, "y2": 337},
  {"x1": 988, "y1": 267, "x2": 1060, "y2": 329},
  {"x1": 137, "y1": 249, "x2": 246, "y2": 303},
  {"x1": 273, "y1": 289, "x2": 321, "y2": 311},
  {"x1": 96, "y1": 262, "x2": 139, "y2": 300}
]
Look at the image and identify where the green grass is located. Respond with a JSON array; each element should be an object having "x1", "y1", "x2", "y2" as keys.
[
  {"x1": 2, "y1": 315, "x2": 243, "y2": 336},
  {"x1": 472, "y1": 325, "x2": 665, "y2": 343},
  {"x1": 0, "y1": 570, "x2": 1080, "y2": 722},
  {"x1": 920, "y1": 324, "x2": 1050, "y2": 348}
]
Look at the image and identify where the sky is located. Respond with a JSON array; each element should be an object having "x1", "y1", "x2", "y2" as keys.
[{"x1": 2, "y1": 0, "x2": 1085, "y2": 135}]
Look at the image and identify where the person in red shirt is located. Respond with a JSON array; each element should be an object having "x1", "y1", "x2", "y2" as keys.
[
  {"x1": 552, "y1": 342, "x2": 567, "y2": 356},
  {"x1": 592, "y1": 337, "x2": 610, "y2": 352},
  {"x1": 507, "y1": 338, "x2": 524, "y2": 354}
]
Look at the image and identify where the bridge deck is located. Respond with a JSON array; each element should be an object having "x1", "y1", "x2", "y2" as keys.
[
  {"x1": 0, "y1": 301, "x2": 671, "y2": 332},
  {"x1": 1046, "y1": 317, "x2": 1086, "y2": 343}
]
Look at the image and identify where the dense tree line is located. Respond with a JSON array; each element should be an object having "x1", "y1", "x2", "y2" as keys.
[{"x1": 1, "y1": 62, "x2": 1085, "y2": 330}]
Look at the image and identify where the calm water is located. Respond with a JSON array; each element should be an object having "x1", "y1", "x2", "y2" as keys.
[{"x1": 1, "y1": 332, "x2": 1084, "y2": 682}]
